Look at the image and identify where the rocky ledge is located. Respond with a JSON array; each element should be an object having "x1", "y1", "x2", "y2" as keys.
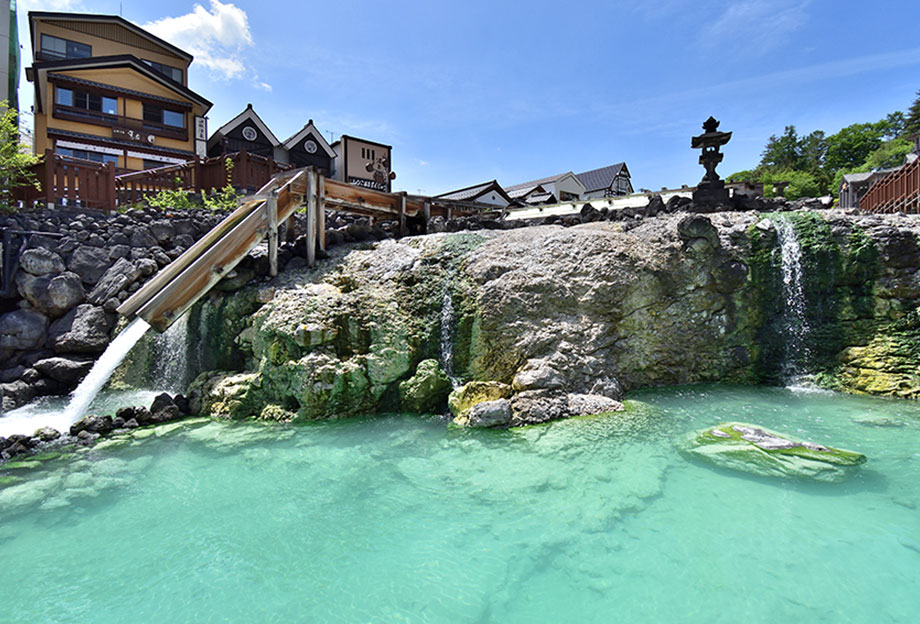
[{"x1": 185, "y1": 207, "x2": 920, "y2": 428}]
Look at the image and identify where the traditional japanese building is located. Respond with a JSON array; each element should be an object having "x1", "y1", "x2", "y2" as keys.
[
  {"x1": 576, "y1": 163, "x2": 633, "y2": 198},
  {"x1": 282, "y1": 120, "x2": 335, "y2": 174},
  {"x1": 206, "y1": 103, "x2": 282, "y2": 162},
  {"x1": 331, "y1": 135, "x2": 393, "y2": 192},
  {"x1": 505, "y1": 172, "x2": 586, "y2": 204},
  {"x1": 435, "y1": 180, "x2": 513, "y2": 207},
  {"x1": 25, "y1": 11, "x2": 212, "y2": 171}
]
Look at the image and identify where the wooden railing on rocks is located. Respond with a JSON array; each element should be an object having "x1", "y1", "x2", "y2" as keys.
[
  {"x1": 115, "y1": 149, "x2": 293, "y2": 205},
  {"x1": 12, "y1": 149, "x2": 116, "y2": 213},
  {"x1": 860, "y1": 158, "x2": 920, "y2": 213}
]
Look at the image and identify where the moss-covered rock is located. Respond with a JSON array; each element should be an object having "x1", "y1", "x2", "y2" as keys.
[
  {"x1": 399, "y1": 359, "x2": 452, "y2": 413},
  {"x1": 448, "y1": 381, "x2": 512, "y2": 419},
  {"x1": 682, "y1": 422, "x2": 866, "y2": 481},
  {"x1": 189, "y1": 371, "x2": 262, "y2": 419}
]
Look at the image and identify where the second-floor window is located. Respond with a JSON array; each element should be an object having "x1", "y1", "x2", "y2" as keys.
[
  {"x1": 41, "y1": 34, "x2": 91, "y2": 60},
  {"x1": 56, "y1": 86, "x2": 118, "y2": 116},
  {"x1": 143, "y1": 103, "x2": 185, "y2": 128},
  {"x1": 142, "y1": 60, "x2": 183, "y2": 83}
]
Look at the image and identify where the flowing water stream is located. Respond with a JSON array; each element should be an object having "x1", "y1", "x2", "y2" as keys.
[
  {"x1": 772, "y1": 216, "x2": 813, "y2": 383},
  {"x1": 440, "y1": 286, "x2": 460, "y2": 387},
  {"x1": 1, "y1": 385, "x2": 918, "y2": 622}
]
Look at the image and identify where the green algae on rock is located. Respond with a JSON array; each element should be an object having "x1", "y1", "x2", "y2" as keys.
[
  {"x1": 398, "y1": 359, "x2": 452, "y2": 414},
  {"x1": 683, "y1": 422, "x2": 866, "y2": 481}
]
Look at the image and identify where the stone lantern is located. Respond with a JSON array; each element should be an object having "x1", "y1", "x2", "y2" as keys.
[{"x1": 691, "y1": 116, "x2": 732, "y2": 208}]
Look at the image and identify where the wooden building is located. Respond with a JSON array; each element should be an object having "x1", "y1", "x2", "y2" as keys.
[
  {"x1": 331, "y1": 135, "x2": 393, "y2": 192},
  {"x1": 206, "y1": 103, "x2": 282, "y2": 162},
  {"x1": 25, "y1": 11, "x2": 211, "y2": 171},
  {"x1": 282, "y1": 120, "x2": 335, "y2": 174},
  {"x1": 435, "y1": 180, "x2": 513, "y2": 207},
  {"x1": 576, "y1": 163, "x2": 633, "y2": 198}
]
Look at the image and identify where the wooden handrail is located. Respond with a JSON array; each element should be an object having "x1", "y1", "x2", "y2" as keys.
[{"x1": 860, "y1": 158, "x2": 920, "y2": 213}]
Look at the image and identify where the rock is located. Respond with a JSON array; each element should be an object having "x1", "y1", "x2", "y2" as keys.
[
  {"x1": 47, "y1": 272, "x2": 87, "y2": 313},
  {"x1": 565, "y1": 393, "x2": 624, "y2": 416},
  {"x1": 33, "y1": 426, "x2": 62, "y2": 441},
  {"x1": 129, "y1": 227, "x2": 157, "y2": 248},
  {"x1": 293, "y1": 323, "x2": 337, "y2": 348},
  {"x1": 682, "y1": 422, "x2": 866, "y2": 481},
  {"x1": 88, "y1": 258, "x2": 142, "y2": 305},
  {"x1": 711, "y1": 260, "x2": 749, "y2": 293},
  {"x1": 69, "y1": 415, "x2": 114, "y2": 436},
  {"x1": 67, "y1": 246, "x2": 112, "y2": 284},
  {"x1": 20, "y1": 248, "x2": 65, "y2": 276},
  {"x1": 0, "y1": 309, "x2": 49, "y2": 351},
  {"x1": 32, "y1": 356, "x2": 95, "y2": 384},
  {"x1": 646, "y1": 194, "x2": 665, "y2": 216},
  {"x1": 149, "y1": 220, "x2": 176, "y2": 245},
  {"x1": 0, "y1": 380, "x2": 36, "y2": 410},
  {"x1": 509, "y1": 390, "x2": 569, "y2": 425},
  {"x1": 453, "y1": 398, "x2": 512, "y2": 427},
  {"x1": 511, "y1": 359, "x2": 565, "y2": 392},
  {"x1": 116, "y1": 406, "x2": 150, "y2": 425},
  {"x1": 48, "y1": 304, "x2": 112, "y2": 353},
  {"x1": 259, "y1": 404, "x2": 297, "y2": 422},
  {"x1": 447, "y1": 381, "x2": 512, "y2": 419},
  {"x1": 149, "y1": 392, "x2": 177, "y2": 414},
  {"x1": 398, "y1": 359, "x2": 453, "y2": 413},
  {"x1": 677, "y1": 214, "x2": 719, "y2": 247}
]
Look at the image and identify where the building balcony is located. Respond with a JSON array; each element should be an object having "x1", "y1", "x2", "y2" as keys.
[{"x1": 52, "y1": 105, "x2": 188, "y2": 143}]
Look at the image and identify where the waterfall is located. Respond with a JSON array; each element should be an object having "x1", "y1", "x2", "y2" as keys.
[
  {"x1": 440, "y1": 287, "x2": 460, "y2": 388},
  {"x1": 151, "y1": 311, "x2": 190, "y2": 393},
  {"x1": 61, "y1": 317, "x2": 151, "y2": 426},
  {"x1": 772, "y1": 216, "x2": 812, "y2": 382}
]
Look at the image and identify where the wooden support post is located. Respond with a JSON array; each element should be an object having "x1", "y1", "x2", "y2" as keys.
[
  {"x1": 317, "y1": 173, "x2": 326, "y2": 252},
  {"x1": 447, "y1": 206, "x2": 453, "y2": 220},
  {"x1": 423, "y1": 200, "x2": 431, "y2": 234},
  {"x1": 306, "y1": 169, "x2": 317, "y2": 268},
  {"x1": 399, "y1": 192, "x2": 407, "y2": 238},
  {"x1": 267, "y1": 190, "x2": 279, "y2": 277}
]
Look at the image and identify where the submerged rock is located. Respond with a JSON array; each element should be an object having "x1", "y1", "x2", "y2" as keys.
[{"x1": 682, "y1": 422, "x2": 866, "y2": 481}]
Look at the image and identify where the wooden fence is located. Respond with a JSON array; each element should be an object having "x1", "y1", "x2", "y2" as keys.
[
  {"x1": 115, "y1": 149, "x2": 293, "y2": 205},
  {"x1": 860, "y1": 158, "x2": 920, "y2": 213},
  {"x1": 12, "y1": 149, "x2": 116, "y2": 213}
]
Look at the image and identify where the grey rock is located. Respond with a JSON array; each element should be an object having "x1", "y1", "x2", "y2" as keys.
[
  {"x1": 565, "y1": 393, "x2": 624, "y2": 416},
  {"x1": 33, "y1": 426, "x2": 62, "y2": 441},
  {"x1": 33, "y1": 356, "x2": 95, "y2": 384},
  {"x1": 68, "y1": 246, "x2": 112, "y2": 284},
  {"x1": 512, "y1": 359, "x2": 566, "y2": 392},
  {"x1": 0, "y1": 309, "x2": 49, "y2": 350},
  {"x1": 20, "y1": 248, "x2": 65, "y2": 276},
  {"x1": 88, "y1": 258, "x2": 142, "y2": 305},
  {"x1": 0, "y1": 366, "x2": 26, "y2": 383},
  {"x1": 460, "y1": 399, "x2": 512, "y2": 428},
  {"x1": 677, "y1": 214, "x2": 719, "y2": 247},
  {"x1": 48, "y1": 304, "x2": 112, "y2": 354},
  {"x1": 129, "y1": 227, "x2": 157, "y2": 248},
  {"x1": 149, "y1": 220, "x2": 176, "y2": 245}
]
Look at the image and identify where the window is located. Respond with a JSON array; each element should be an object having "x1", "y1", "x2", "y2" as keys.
[
  {"x1": 142, "y1": 60, "x2": 183, "y2": 83},
  {"x1": 41, "y1": 34, "x2": 91, "y2": 60},
  {"x1": 143, "y1": 159, "x2": 168, "y2": 170},
  {"x1": 56, "y1": 147, "x2": 119, "y2": 166},
  {"x1": 143, "y1": 103, "x2": 185, "y2": 128},
  {"x1": 56, "y1": 86, "x2": 117, "y2": 115}
]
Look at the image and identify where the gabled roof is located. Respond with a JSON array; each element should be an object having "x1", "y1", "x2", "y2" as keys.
[
  {"x1": 575, "y1": 162, "x2": 629, "y2": 193},
  {"x1": 28, "y1": 55, "x2": 211, "y2": 113},
  {"x1": 207, "y1": 104, "x2": 280, "y2": 149},
  {"x1": 505, "y1": 172, "x2": 570, "y2": 193},
  {"x1": 436, "y1": 180, "x2": 512, "y2": 203},
  {"x1": 281, "y1": 119, "x2": 336, "y2": 158},
  {"x1": 506, "y1": 183, "x2": 547, "y2": 199},
  {"x1": 29, "y1": 11, "x2": 193, "y2": 62}
]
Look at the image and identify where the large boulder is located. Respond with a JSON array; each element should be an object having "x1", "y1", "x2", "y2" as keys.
[
  {"x1": 0, "y1": 309, "x2": 49, "y2": 351},
  {"x1": 88, "y1": 258, "x2": 143, "y2": 305},
  {"x1": 20, "y1": 248, "x2": 65, "y2": 276},
  {"x1": 682, "y1": 422, "x2": 866, "y2": 481},
  {"x1": 398, "y1": 359, "x2": 452, "y2": 413},
  {"x1": 32, "y1": 355, "x2": 95, "y2": 384},
  {"x1": 67, "y1": 246, "x2": 112, "y2": 284},
  {"x1": 454, "y1": 398, "x2": 512, "y2": 428},
  {"x1": 447, "y1": 381, "x2": 512, "y2": 419},
  {"x1": 16, "y1": 271, "x2": 85, "y2": 317},
  {"x1": 48, "y1": 304, "x2": 112, "y2": 353}
]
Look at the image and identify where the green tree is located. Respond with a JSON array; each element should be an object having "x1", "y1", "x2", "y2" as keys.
[
  {"x1": 759, "y1": 125, "x2": 801, "y2": 170},
  {"x1": 905, "y1": 89, "x2": 920, "y2": 137},
  {"x1": 824, "y1": 121, "x2": 887, "y2": 173},
  {"x1": 0, "y1": 102, "x2": 39, "y2": 211}
]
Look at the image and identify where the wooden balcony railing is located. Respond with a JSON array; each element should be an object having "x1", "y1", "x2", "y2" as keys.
[
  {"x1": 53, "y1": 105, "x2": 189, "y2": 142},
  {"x1": 11, "y1": 149, "x2": 116, "y2": 213},
  {"x1": 860, "y1": 157, "x2": 920, "y2": 213}
]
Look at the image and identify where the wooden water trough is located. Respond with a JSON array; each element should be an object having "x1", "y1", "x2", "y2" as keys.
[{"x1": 117, "y1": 167, "x2": 484, "y2": 332}]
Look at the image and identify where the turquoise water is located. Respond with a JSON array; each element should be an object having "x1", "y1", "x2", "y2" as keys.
[{"x1": 2, "y1": 385, "x2": 919, "y2": 623}]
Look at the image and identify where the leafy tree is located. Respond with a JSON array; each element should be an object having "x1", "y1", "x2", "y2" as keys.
[
  {"x1": 864, "y1": 137, "x2": 914, "y2": 169},
  {"x1": 905, "y1": 89, "x2": 920, "y2": 137},
  {"x1": 0, "y1": 102, "x2": 40, "y2": 211},
  {"x1": 883, "y1": 111, "x2": 906, "y2": 139},
  {"x1": 824, "y1": 122, "x2": 887, "y2": 173},
  {"x1": 760, "y1": 169, "x2": 820, "y2": 200},
  {"x1": 759, "y1": 125, "x2": 801, "y2": 170}
]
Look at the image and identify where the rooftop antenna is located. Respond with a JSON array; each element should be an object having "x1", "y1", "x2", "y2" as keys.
[
  {"x1": 327, "y1": 131, "x2": 335, "y2": 143},
  {"x1": 120, "y1": 2, "x2": 123, "y2": 16}
]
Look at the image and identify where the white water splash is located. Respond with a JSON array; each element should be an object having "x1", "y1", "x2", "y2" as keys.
[
  {"x1": 151, "y1": 311, "x2": 190, "y2": 393},
  {"x1": 61, "y1": 318, "x2": 152, "y2": 426},
  {"x1": 440, "y1": 288, "x2": 460, "y2": 388},
  {"x1": 773, "y1": 216, "x2": 812, "y2": 381}
]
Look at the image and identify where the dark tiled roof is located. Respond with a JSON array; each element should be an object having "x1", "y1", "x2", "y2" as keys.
[
  {"x1": 505, "y1": 173, "x2": 567, "y2": 192},
  {"x1": 436, "y1": 180, "x2": 511, "y2": 203},
  {"x1": 575, "y1": 163, "x2": 626, "y2": 192}
]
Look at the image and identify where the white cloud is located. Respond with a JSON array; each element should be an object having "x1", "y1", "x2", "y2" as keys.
[
  {"x1": 418, "y1": 160, "x2": 430, "y2": 167},
  {"x1": 700, "y1": 0, "x2": 810, "y2": 56},
  {"x1": 142, "y1": 0, "x2": 266, "y2": 87}
]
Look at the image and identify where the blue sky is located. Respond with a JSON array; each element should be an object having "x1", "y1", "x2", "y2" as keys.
[{"x1": 15, "y1": 0, "x2": 920, "y2": 195}]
